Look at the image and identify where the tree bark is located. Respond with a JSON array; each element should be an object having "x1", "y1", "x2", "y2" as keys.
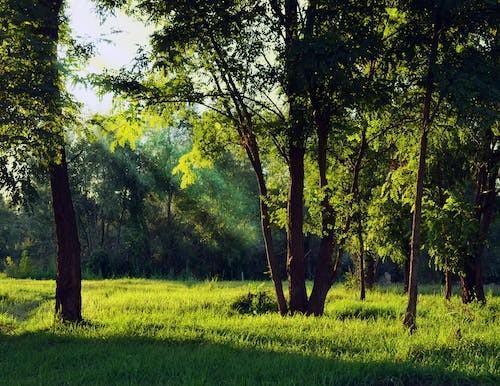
[
  {"x1": 461, "y1": 132, "x2": 497, "y2": 304},
  {"x1": 358, "y1": 219, "x2": 366, "y2": 301},
  {"x1": 287, "y1": 143, "x2": 308, "y2": 313},
  {"x1": 283, "y1": 0, "x2": 308, "y2": 313},
  {"x1": 403, "y1": 10, "x2": 441, "y2": 332},
  {"x1": 245, "y1": 134, "x2": 288, "y2": 315},
  {"x1": 39, "y1": 0, "x2": 82, "y2": 322},
  {"x1": 365, "y1": 252, "x2": 375, "y2": 289},
  {"x1": 307, "y1": 112, "x2": 337, "y2": 316},
  {"x1": 50, "y1": 148, "x2": 82, "y2": 322},
  {"x1": 444, "y1": 270, "x2": 452, "y2": 300}
]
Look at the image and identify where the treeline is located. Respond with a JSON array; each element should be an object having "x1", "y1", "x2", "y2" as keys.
[{"x1": 0, "y1": 0, "x2": 498, "y2": 330}]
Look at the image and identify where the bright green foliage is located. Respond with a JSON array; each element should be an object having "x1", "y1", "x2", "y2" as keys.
[{"x1": 0, "y1": 277, "x2": 498, "y2": 384}]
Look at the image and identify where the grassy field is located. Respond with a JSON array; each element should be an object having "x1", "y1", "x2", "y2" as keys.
[{"x1": 0, "y1": 276, "x2": 498, "y2": 385}]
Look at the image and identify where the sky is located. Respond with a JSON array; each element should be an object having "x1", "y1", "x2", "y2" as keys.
[{"x1": 67, "y1": 0, "x2": 151, "y2": 115}]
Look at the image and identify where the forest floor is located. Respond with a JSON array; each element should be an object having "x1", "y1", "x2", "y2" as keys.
[{"x1": 0, "y1": 276, "x2": 498, "y2": 385}]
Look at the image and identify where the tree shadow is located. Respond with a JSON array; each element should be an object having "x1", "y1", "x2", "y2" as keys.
[
  {"x1": 0, "y1": 330, "x2": 496, "y2": 386},
  {"x1": 0, "y1": 293, "x2": 52, "y2": 323}
]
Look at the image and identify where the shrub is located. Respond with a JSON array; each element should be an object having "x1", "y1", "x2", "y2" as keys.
[
  {"x1": 3, "y1": 251, "x2": 34, "y2": 279},
  {"x1": 18, "y1": 251, "x2": 33, "y2": 278},
  {"x1": 4, "y1": 256, "x2": 19, "y2": 278},
  {"x1": 343, "y1": 270, "x2": 359, "y2": 290},
  {"x1": 230, "y1": 291, "x2": 277, "y2": 315}
]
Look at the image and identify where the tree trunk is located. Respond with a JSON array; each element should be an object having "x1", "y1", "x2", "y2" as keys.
[
  {"x1": 444, "y1": 270, "x2": 452, "y2": 300},
  {"x1": 403, "y1": 258, "x2": 410, "y2": 293},
  {"x1": 461, "y1": 134, "x2": 497, "y2": 303},
  {"x1": 50, "y1": 148, "x2": 82, "y2": 322},
  {"x1": 365, "y1": 252, "x2": 375, "y2": 289},
  {"x1": 358, "y1": 219, "x2": 366, "y2": 301},
  {"x1": 307, "y1": 112, "x2": 336, "y2": 316},
  {"x1": 287, "y1": 143, "x2": 308, "y2": 313},
  {"x1": 245, "y1": 134, "x2": 288, "y2": 315},
  {"x1": 403, "y1": 11, "x2": 441, "y2": 332},
  {"x1": 39, "y1": 0, "x2": 82, "y2": 322}
]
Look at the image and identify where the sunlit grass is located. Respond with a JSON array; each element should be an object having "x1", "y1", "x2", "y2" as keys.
[{"x1": 0, "y1": 276, "x2": 498, "y2": 385}]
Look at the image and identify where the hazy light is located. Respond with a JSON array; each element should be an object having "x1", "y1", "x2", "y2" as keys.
[{"x1": 67, "y1": 0, "x2": 151, "y2": 115}]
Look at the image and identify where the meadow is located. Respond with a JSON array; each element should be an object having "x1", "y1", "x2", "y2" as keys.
[{"x1": 0, "y1": 275, "x2": 498, "y2": 385}]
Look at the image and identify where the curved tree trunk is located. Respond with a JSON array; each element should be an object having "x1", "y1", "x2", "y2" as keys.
[
  {"x1": 403, "y1": 10, "x2": 441, "y2": 332},
  {"x1": 245, "y1": 135, "x2": 288, "y2": 315}
]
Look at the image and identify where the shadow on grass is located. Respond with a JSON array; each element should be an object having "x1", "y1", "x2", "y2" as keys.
[
  {"x1": 0, "y1": 331, "x2": 496, "y2": 386},
  {"x1": 0, "y1": 293, "x2": 52, "y2": 322}
]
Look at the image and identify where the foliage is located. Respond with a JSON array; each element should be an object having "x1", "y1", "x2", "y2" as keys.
[{"x1": 230, "y1": 290, "x2": 277, "y2": 315}]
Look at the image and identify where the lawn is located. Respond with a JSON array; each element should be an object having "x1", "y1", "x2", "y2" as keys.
[{"x1": 0, "y1": 276, "x2": 498, "y2": 385}]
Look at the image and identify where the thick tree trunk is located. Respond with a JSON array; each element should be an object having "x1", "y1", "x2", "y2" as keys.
[
  {"x1": 282, "y1": 0, "x2": 308, "y2": 314},
  {"x1": 39, "y1": 0, "x2": 82, "y2": 322},
  {"x1": 307, "y1": 111, "x2": 337, "y2": 316},
  {"x1": 461, "y1": 138, "x2": 497, "y2": 303},
  {"x1": 287, "y1": 143, "x2": 308, "y2": 313},
  {"x1": 403, "y1": 11, "x2": 441, "y2": 332},
  {"x1": 444, "y1": 270, "x2": 452, "y2": 300},
  {"x1": 50, "y1": 148, "x2": 82, "y2": 322}
]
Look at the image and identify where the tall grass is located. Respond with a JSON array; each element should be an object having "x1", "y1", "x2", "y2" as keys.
[{"x1": 0, "y1": 276, "x2": 498, "y2": 385}]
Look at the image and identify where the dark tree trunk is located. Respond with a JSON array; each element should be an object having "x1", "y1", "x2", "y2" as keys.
[
  {"x1": 39, "y1": 0, "x2": 82, "y2": 322},
  {"x1": 307, "y1": 110, "x2": 337, "y2": 316},
  {"x1": 365, "y1": 252, "x2": 375, "y2": 289},
  {"x1": 50, "y1": 148, "x2": 82, "y2": 322},
  {"x1": 444, "y1": 270, "x2": 452, "y2": 300},
  {"x1": 282, "y1": 0, "x2": 308, "y2": 314},
  {"x1": 403, "y1": 11, "x2": 441, "y2": 332},
  {"x1": 287, "y1": 143, "x2": 308, "y2": 313},
  {"x1": 461, "y1": 134, "x2": 497, "y2": 304},
  {"x1": 358, "y1": 220, "x2": 366, "y2": 301}
]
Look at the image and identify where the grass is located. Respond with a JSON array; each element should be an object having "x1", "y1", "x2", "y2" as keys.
[{"x1": 0, "y1": 275, "x2": 498, "y2": 385}]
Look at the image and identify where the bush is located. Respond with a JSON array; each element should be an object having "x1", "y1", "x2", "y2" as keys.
[
  {"x1": 4, "y1": 256, "x2": 19, "y2": 278},
  {"x1": 3, "y1": 251, "x2": 34, "y2": 278},
  {"x1": 343, "y1": 270, "x2": 359, "y2": 290},
  {"x1": 230, "y1": 291, "x2": 277, "y2": 315},
  {"x1": 18, "y1": 251, "x2": 33, "y2": 278}
]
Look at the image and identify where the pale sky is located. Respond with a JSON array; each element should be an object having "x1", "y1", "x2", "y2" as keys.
[{"x1": 67, "y1": 0, "x2": 151, "y2": 115}]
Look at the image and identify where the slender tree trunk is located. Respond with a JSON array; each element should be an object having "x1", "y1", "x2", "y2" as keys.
[
  {"x1": 444, "y1": 270, "x2": 452, "y2": 300},
  {"x1": 403, "y1": 11, "x2": 441, "y2": 332},
  {"x1": 50, "y1": 148, "x2": 82, "y2": 322},
  {"x1": 358, "y1": 219, "x2": 366, "y2": 301},
  {"x1": 245, "y1": 135, "x2": 288, "y2": 315}
]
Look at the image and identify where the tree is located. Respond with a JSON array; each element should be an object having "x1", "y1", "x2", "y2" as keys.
[{"x1": 0, "y1": 0, "x2": 83, "y2": 321}]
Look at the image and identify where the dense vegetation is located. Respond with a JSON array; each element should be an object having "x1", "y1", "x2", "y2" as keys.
[{"x1": 0, "y1": 277, "x2": 499, "y2": 385}]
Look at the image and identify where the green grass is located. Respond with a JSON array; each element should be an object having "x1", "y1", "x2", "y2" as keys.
[{"x1": 0, "y1": 275, "x2": 498, "y2": 385}]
